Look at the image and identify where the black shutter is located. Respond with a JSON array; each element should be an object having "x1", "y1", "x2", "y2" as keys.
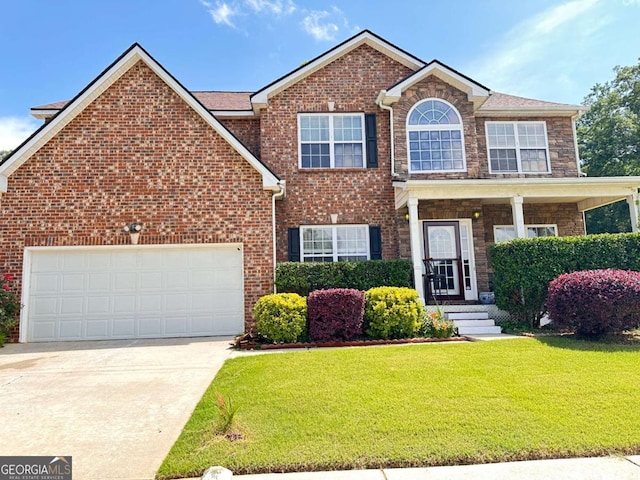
[
  {"x1": 369, "y1": 226, "x2": 382, "y2": 260},
  {"x1": 365, "y1": 113, "x2": 378, "y2": 168},
  {"x1": 287, "y1": 227, "x2": 301, "y2": 262}
]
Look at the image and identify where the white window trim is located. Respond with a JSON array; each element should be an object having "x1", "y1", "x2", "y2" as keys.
[
  {"x1": 493, "y1": 224, "x2": 558, "y2": 242},
  {"x1": 406, "y1": 98, "x2": 467, "y2": 174},
  {"x1": 297, "y1": 113, "x2": 367, "y2": 169},
  {"x1": 486, "y1": 121, "x2": 552, "y2": 175},
  {"x1": 299, "y1": 224, "x2": 370, "y2": 262}
]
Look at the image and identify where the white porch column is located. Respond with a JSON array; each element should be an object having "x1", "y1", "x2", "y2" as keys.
[
  {"x1": 510, "y1": 195, "x2": 526, "y2": 238},
  {"x1": 407, "y1": 197, "x2": 424, "y2": 300},
  {"x1": 627, "y1": 192, "x2": 639, "y2": 233}
]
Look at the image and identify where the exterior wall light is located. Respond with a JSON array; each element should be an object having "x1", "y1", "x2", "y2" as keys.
[
  {"x1": 123, "y1": 222, "x2": 143, "y2": 244},
  {"x1": 472, "y1": 211, "x2": 481, "y2": 220}
]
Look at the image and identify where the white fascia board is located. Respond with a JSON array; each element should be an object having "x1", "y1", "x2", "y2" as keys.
[
  {"x1": 252, "y1": 31, "x2": 424, "y2": 108},
  {"x1": 384, "y1": 63, "x2": 490, "y2": 104},
  {"x1": 30, "y1": 109, "x2": 58, "y2": 119},
  {"x1": 211, "y1": 110, "x2": 257, "y2": 118},
  {"x1": 0, "y1": 174, "x2": 7, "y2": 192}
]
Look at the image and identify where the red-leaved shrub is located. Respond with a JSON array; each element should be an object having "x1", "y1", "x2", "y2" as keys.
[
  {"x1": 308, "y1": 288, "x2": 365, "y2": 342},
  {"x1": 547, "y1": 269, "x2": 640, "y2": 337}
]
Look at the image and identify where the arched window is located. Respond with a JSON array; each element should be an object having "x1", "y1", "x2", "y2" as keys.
[{"x1": 407, "y1": 99, "x2": 466, "y2": 172}]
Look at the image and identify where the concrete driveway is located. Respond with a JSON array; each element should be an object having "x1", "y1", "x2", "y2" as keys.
[{"x1": 0, "y1": 337, "x2": 233, "y2": 480}]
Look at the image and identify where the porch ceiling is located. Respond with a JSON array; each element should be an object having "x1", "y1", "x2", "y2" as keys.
[{"x1": 393, "y1": 177, "x2": 640, "y2": 212}]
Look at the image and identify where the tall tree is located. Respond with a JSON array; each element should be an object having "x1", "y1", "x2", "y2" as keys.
[{"x1": 577, "y1": 59, "x2": 640, "y2": 233}]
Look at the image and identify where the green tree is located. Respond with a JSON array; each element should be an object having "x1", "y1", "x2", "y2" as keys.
[
  {"x1": 577, "y1": 59, "x2": 640, "y2": 233},
  {"x1": 0, "y1": 150, "x2": 11, "y2": 161}
]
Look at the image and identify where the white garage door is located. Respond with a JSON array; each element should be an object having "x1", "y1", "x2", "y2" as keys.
[{"x1": 24, "y1": 244, "x2": 244, "y2": 342}]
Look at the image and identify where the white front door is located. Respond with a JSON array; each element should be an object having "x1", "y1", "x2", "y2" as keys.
[{"x1": 424, "y1": 222, "x2": 462, "y2": 298}]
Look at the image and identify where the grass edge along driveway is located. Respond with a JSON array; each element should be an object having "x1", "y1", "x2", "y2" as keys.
[{"x1": 158, "y1": 338, "x2": 640, "y2": 479}]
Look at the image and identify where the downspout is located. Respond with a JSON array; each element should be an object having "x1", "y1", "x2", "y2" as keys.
[
  {"x1": 376, "y1": 90, "x2": 396, "y2": 177},
  {"x1": 572, "y1": 111, "x2": 586, "y2": 177},
  {"x1": 271, "y1": 181, "x2": 286, "y2": 293}
]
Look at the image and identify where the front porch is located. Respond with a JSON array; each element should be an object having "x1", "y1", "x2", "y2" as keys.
[{"x1": 395, "y1": 176, "x2": 640, "y2": 303}]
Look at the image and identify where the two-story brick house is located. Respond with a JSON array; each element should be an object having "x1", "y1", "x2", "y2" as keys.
[{"x1": 2, "y1": 30, "x2": 639, "y2": 342}]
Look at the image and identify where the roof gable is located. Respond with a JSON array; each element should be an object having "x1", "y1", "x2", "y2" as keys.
[
  {"x1": 380, "y1": 60, "x2": 491, "y2": 108},
  {"x1": 250, "y1": 29, "x2": 425, "y2": 110},
  {"x1": 0, "y1": 44, "x2": 280, "y2": 192}
]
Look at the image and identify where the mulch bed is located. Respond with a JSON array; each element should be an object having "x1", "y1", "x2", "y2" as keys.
[{"x1": 235, "y1": 335, "x2": 469, "y2": 350}]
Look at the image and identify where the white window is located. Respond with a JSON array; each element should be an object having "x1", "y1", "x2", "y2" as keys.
[
  {"x1": 407, "y1": 99, "x2": 466, "y2": 172},
  {"x1": 486, "y1": 121, "x2": 551, "y2": 173},
  {"x1": 494, "y1": 224, "x2": 558, "y2": 243},
  {"x1": 301, "y1": 225, "x2": 369, "y2": 262},
  {"x1": 298, "y1": 114, "x2": 365, "y2": 169}
]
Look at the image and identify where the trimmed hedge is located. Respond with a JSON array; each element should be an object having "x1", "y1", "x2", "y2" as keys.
[
  {"x1": 489, "y1": 233, "x2": 640, "y2": 327},
  {"x1": 548, "y1": 269, "x2": 640, "y2": 337},
  {"x1": 364, "y1": 287, "x2": 425, "y2": 340},
  {"x1": 308, "y1": 289, "x2": 365, "y2": 342},
  {"x1": 275, "y1": 259, "x2": 413, "y2": 296},
  {"x1": 254, "y1": 293, "x2": 307, "y2": 343}
]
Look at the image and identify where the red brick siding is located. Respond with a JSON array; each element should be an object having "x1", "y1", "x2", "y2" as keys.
[
  {"x1": 0, "y1": 61, "x2": 274, "y2": 338},
  {"x1": 259, "y1": 44, "x2": 414, "y2": 261},
  {"x1": 219, "y1": 117, "x2": 261, "y2": 158},
  {"x1": 475, "y1": 117, "x2": 579, "y2": 178}
]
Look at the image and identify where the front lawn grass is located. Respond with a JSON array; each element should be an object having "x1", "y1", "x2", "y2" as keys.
[{"x1": 157, "y1": 338, "x2": 640, "y2": 478}]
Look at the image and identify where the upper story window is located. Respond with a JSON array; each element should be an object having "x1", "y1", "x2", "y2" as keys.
[
  {"x1": 298, "y1": 113, "x2": 366, "y2": 169},
  {"x1": 407, "y1": 99, "x2": 466, "y2": 173},
  {"x1": 486, "y1": 121, "x2": 550, "y2": 174},
  {"x1": 301, "y1": 225, "x2": 369, "y2": 262}
]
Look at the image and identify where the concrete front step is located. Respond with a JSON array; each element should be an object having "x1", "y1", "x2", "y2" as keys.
[
  {"x1": 452, "y1": 319, "x2": 496, "y2": 327},
  {"x1": 457, "y1": 325, "x2": 503, "y2": 335},
  {"x1": 447, "y1": 312, "x2": 489, "y2": 321}
]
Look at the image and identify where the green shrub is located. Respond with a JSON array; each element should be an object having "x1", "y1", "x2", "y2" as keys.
[
  {"x1": 253, "y1": 293, "x2": 307, "y2": 343},
  {"x1": 276, "y1": 260, "x2": 413, "y2": 296},
  {"x1": 489, "y1": 233, "x2": 640, "y2": 328},
  {"x1": 364, "y1": 287, "x2": 425, "y2": 339},
  {"x1": 0, "y1": 273, "x2": 20, "y2": 345}
]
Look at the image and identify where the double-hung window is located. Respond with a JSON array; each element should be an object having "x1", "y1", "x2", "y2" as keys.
[
  {"x1": 298, "y1": 113, "x2": 366, "y2": 168},
  {"x1": 407, "y1": 99, "x2": 466, "y2": 172},
  {"x1": 494, "y1": 224, "x2": 557, "y2": 242},
  {"x1": 301, "y1": 225, "x2": 369, "y2": 262},
  {"x1": 486, "y1": 121, "x2": 550, "y2": 173}
]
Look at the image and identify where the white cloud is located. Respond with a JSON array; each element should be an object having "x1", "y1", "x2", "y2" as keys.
[
  {"x1": 201, "y1": 0, "x2": 238, "y2": 27},
  {"x1": 0, "y1": 116, "x2": 39, "y2": 151},
  {"x1": 244, "y1": 0, "x2": 295, "y2": 15},
  {"x1": 301, "y1": 10, "x2": 339, "y2": 41},
  {"x1": 467, "y1": 0, "x2": 608, "y2": 101}
]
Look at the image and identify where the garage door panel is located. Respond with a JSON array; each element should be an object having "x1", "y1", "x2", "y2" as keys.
[
  {"x1": 87, "y1": 296, "x2": 110, "y2": 314},
  {"x1": 113, "y1": 318, "x2": 136, "y2": 337},
  {"x1": 165, "y1": 316, "x2": 188, "y2": 335},
  {"x1": 86, "y1": 320, "x2": 109, "y2": 338},
  {"x1": 59, "y1": 320, "x2": 83, "y2": 339},
  {"x1": 139, "y1": 317, "x2": 162, "y2": 336},
  {"x1": 115, "y1": 272, "x2": 137, "y2": 291},
  {"x1": 61, "y1": 297, "x2": 84, "y2": 314},
  {"x1": 140, "y1": 272, "x2": 162, "y2": 290},
  {"x1": 27, "y1": 245, "x2": 244, "y2": 341},
  {"x1": 32, "y1": 274, "x2": 59, "y2": 294},
  {"x1": 166, "y1": 294, "x2": 188, "y2": 312}
]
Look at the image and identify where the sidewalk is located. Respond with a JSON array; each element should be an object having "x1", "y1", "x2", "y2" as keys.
[{"x1": 229, "y1": 456, "x2": 640, "y2": 480}]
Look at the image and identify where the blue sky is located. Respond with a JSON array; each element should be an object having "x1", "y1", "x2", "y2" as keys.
[{"x1": 1, "y1": 0, "x2": 639, "y2": 150}]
